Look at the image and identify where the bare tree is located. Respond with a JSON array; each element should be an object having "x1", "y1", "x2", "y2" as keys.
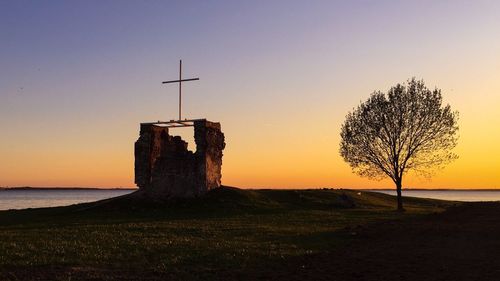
[{"x1": 340, "y1": 78, "x2": 459, "y2": 211}]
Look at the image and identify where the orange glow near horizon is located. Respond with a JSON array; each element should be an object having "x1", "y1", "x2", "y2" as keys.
[{"x1": 2, "y1": 86, "x2": 499, "y2": 190}]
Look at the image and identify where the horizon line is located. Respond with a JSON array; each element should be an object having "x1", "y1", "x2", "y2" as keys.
[{"x1": 1, "y1": 186, "x2": 499, "y2": 191}]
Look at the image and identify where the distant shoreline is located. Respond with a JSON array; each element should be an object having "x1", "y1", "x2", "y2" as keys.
[
  {"x1": 0, "y1": 187, "x2": 498, "y2": 191},
  {"x1": 364, "y1": 188, "x2": 500, "y2": 191},
  {"x1": 0, "y1": 187, "x2": 137, "y2": 191}
]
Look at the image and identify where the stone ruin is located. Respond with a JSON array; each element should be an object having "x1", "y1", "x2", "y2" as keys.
[{"x1": 134, "y1": 119, "x2": 225, "y2": 198}]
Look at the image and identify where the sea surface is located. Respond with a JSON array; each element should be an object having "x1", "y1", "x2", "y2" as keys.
[
  {"x1": 1, "y1": 189, "x2": 500, "y2": 211},
  {"x1": 371, "y1": 190, "x2": 500, "y2": 202},
  {"x1": 0, "y1": 189, "x2": 134, "y2": 211}
]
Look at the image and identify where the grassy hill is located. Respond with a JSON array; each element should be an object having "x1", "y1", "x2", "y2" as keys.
[{"x1": 0, "y1": 187, "x2": 454, "y2": 280}]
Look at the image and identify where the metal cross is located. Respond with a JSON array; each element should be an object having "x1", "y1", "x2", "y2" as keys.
[{"x1": 162, "y1": 60, "x2": 199, "y2": 120}]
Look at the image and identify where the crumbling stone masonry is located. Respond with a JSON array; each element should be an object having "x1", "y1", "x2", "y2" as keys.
[{"x1": 134, "y1": 119, "x2": 225, "y2": 198}]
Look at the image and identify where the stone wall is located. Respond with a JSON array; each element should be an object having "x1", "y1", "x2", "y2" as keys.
[{"x1": 134, "y1": 120, "x2": 225, "y2": 198}]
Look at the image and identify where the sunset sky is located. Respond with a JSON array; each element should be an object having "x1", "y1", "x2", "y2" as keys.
[{"x1": 1, "y1": 1, "x2": 499, "y2": 189}]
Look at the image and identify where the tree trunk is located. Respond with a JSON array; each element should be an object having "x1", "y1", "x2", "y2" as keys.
[{"x1": 396, "y1": 179, "x2": 404, "y2": 211}]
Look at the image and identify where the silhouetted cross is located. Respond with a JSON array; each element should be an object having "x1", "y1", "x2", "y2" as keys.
[{"x1": 162, "y1": 60, "x2": 199, "y2": 120}]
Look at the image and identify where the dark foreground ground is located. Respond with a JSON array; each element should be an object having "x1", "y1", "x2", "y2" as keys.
[
  {"x1": 0, "y1": 187, "x2": 499, "y2": 280},
  {"x1": 257, "y1": 201, "x2": 500, "y2": 281}
]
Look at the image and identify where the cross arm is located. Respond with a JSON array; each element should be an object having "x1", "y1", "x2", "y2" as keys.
[{"x1": 162, "y1": 78, "x2": 200, "y2": 84}]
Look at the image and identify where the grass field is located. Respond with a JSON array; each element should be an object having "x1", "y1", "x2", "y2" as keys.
[{"x1": 0, "y1": 187, "x2": 454, "y2": 280}]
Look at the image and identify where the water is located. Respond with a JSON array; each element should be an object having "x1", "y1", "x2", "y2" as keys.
[
  {"x1": 371, "y1": 190, "x2": 500, "y2": 202},
  {"x1": 0, "y1": 189, "x2": 134, "y2": 211},
  {"x1": 1, "y1": 189, "x2": 499, "y2": 211}
]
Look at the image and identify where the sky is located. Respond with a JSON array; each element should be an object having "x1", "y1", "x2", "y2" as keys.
[{"x1": 1, "y1": 0, "x2": 499, "y2": 189}]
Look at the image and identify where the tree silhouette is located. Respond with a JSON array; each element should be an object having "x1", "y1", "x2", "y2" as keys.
[{"x1": 340, "y1": 78, "x2": 459, "y2": 211}]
